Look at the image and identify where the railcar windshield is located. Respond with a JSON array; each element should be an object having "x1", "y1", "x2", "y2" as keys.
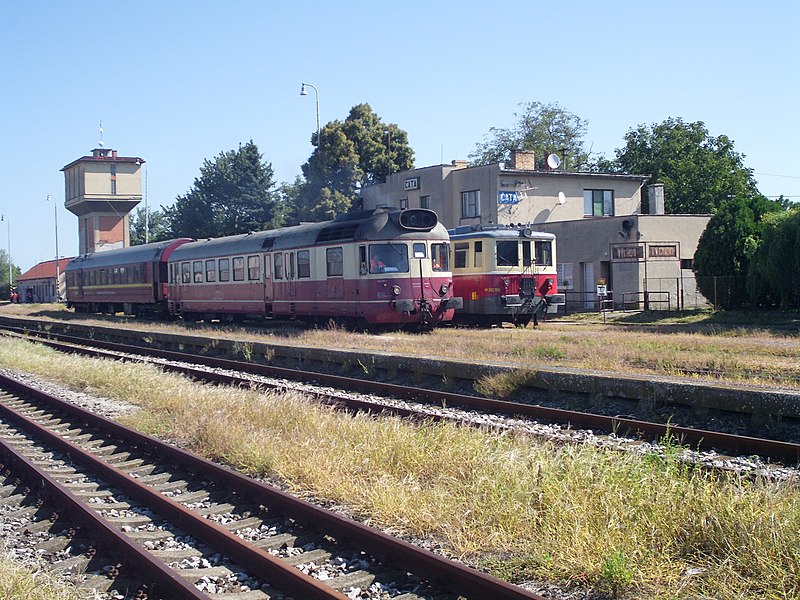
[
  {"x1": 535, "y1": 240, "x2": 553, "y2": 266},
  {"x1": 431, "y1": 243, "x2": 449, "y2": 271},
  {"x1": 497, "y1": 241, "x2": 519, "y2": 267},
  {"x1": 370, "y1": 243, "x2": 409, "y2": 274}
]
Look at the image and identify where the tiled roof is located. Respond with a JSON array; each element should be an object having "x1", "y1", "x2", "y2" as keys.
[{"x1": 18, "y1": 258, "x2": 74, "y2": 281}]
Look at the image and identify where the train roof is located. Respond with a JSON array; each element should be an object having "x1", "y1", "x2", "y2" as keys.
[
  {"x1": 448, "y1": 224, "x2": 556, "y2": 241},
  {"x1": 170, "y1": 209, "x2": 447, "y2": 261},
  {"x1": 65, "y1": 238, "x2": 194, "y2": 271}
]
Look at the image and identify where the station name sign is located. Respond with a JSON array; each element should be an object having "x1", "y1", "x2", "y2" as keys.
[
  {"x1": 612, "y1": 245, "x2": 644, "y2": 260},
  {"x1": 404, "y1": 177, "x2": 419, "y2": 191}
]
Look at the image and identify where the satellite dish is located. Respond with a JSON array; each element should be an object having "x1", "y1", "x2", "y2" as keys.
[
  {"x1": 546, "y1": 153, "x2": 561, "y2": 169},
  {"x1": 557, "y1": 191, "x2": 566, "y2": 205}
]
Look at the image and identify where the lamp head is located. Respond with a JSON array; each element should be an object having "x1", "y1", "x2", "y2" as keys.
[{"x1": 300, "y1": 83, "x2": 308, "y2": 96}]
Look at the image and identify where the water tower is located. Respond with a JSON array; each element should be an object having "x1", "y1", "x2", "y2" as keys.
[{"x1": 61, "y1": 147, "x2": 144, "y2": 254}]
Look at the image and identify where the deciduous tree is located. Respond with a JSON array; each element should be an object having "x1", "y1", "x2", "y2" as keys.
[
  {"x1": 611, "y1": 118, "x2": 760, "y2": 214},
  {"x1": 129, "y1": 206, "x2": 171, "y2": 245},
  {"x1": 469, "y1": 101, "x2": 591, "y2": 170},
  {"x1": 293, "y1": 104, "x2": 413, "y2": 222}
]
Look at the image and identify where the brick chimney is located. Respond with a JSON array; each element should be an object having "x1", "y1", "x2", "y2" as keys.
[{"x1": 509, "y1": 150, "x2": 535, "y2": 170}]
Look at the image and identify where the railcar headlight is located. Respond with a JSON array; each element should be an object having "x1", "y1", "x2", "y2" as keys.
[
  {"x1": 439, "y1": 283, "x2": 450, "y2": 295},
  {"x1": 391, "y1": 285, "x2": 402, "y2": 296},
  {"x1": 503, "y1": 278, "x2": 511, "y2": 286}
]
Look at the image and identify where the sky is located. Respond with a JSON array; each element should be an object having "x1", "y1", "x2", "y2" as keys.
[{"x1": 1, "y1": 0, "x2": 798, "y2": 272}]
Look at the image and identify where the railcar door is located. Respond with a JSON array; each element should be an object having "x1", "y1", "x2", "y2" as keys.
[
  {"x1": 286, "y1": 251, "x2": 297, "y2": 298},
  {"x1": 263, "y1": 253, "x2": 273, "y2": 307}
]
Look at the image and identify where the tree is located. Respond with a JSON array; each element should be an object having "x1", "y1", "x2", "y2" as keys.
[
  {"x1": 748, "y1": 208, "x2": 800, "y2": 308},
  {"x1": 130, "y1": 206, "x2": 171, "y2": 245},
  {"x1": 693, "y1": 194, "x2": 782, "y2": 308},
  {"x1": 165, "y1": 141, "x2": 282, "y2": 239},
  {"x1": 0, "y1": 249, "x2": 20, "y2": 300},
  {"x1": 469, "y1": 101, "x2": 591, "y2": 170},
  {"x1": 292, "y1": 104, "x2": 414, "y2": 223},
  {"x1": 611, "y1": 118, "x2": 760, "y2": 214}
]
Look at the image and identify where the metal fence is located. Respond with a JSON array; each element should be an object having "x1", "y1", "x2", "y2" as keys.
[{"x1": 560, "y1": 276, "x2": 742, "y2": 314}]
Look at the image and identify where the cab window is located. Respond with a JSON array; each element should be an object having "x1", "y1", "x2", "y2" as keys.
[{"x1": 369, "y1": 244, "x2": 408, "y2": 274}]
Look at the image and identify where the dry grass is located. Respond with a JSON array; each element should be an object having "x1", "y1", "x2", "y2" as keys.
[
  {"x1": 1, "y1": 338, "x2": 798, "y2": 599},
  {"x1": 3, "y1": 303, "x2": 800, "y2": 389},
  {"x1": 0, "y1": 553, "x2": 85, "y2": 600}
]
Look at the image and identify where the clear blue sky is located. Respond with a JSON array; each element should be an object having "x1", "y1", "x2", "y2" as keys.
[{"x1": 1, "y1": 0, "x2": 798, "y2": 272}]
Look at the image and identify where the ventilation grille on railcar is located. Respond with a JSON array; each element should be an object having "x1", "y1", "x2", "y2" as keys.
[{"x1": 316, "y1": 223, "x2": 361, "y2": 243}]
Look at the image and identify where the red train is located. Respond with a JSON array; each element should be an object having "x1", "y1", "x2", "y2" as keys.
[
  {"x1": 448, "y1": 224, "x2": 565, "y2": 326},
  {"x1": 65, "y1": 209, "x2": 462, "y2": 330}
]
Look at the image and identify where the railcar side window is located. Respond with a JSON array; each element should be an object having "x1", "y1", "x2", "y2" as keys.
[
  {"x1": 274, "y1": 253, "x2": 283, "y2": 280},
  {"x1": 474, "y1": 241, "x2": 483, "y2": 268},
  {"x1": 247, "y1": 255, "x2": 260, "y2": 280},
  {"x1": 193, "y1": 261, "x2": 203, "y2": 283},
  {"x1": 205, "y1": 260, "x2": 216, "y2": 282},
  {"x1": 219, "y1": 258, "x2": 230, "y2": 282},
  {"x1": 535, "y1": 240, "x2": 553, "y2": 266},
  {"x1": 431, "y1": 243, "x2": 449, "y2": 271},
  {"x1": 181, "y1": 263, "x2": 191, "y2": 284},
  {"x1": 497, "y1": 241, "x2": 519, "y2": 267},
  {"x1": 297, "y1": 250, "x2": 310, "y2": 278},
  {"x1": 233, "y1": 257, "x2": 245, "y2": 281},
  {"x1": 326, "y1": 248, "x2": 343, "y2": 276},
  {"x1": 133, "y1": 265, "x2": 141, "y2": 283},
  {"x1": 454, "y1": 243, "x2": 469, "y2": 269},
  {"x1": 413, "y1": 243, "x2": 426, "y2": 259},
  {"x1": 369, "y1": 244, "x2": 408, "y2": 274}
]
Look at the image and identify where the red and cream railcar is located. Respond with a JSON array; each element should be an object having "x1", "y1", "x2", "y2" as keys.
[
  {"x1": 448, "y1": 225, "x2": 565, "y2": 326},
  {"x1": 65, "y1": 238, "x2": 193, "y2": 317},
  {"x1": 167, "y1": 209, "x2": 462, "y2": 329}
]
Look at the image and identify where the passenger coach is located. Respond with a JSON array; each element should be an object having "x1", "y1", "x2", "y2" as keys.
[
  {"x1": 65, "y1": 238, "x2": 193, "y2": 317},
  {"x1": 168, "y1": 208, "x2": 462, "y2": 329}
]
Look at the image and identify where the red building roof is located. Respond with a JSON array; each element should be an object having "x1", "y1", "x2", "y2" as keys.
[{"x1": 18, "y1": 258, "x2": 74, "y2": 281}]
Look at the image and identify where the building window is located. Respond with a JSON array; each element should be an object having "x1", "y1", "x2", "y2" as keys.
[
  {"x1": 111, "y1": 179, "x2": 116, "y2": 195},
  {"x1": 681, "y1": 259, "x2": 693, "y2": 270},
  {"x1": 461, "y1": 190, "x2": 480, "y2": 219},
  {"x1": 583, "y1": 190, "x2": 614, "y2": 216},
  {"x1": 400, "y1": 198, "x2": 408, "y2": 210},
  {"x1": 420, "y1": 195, "x2": 430, "y2": 209}
]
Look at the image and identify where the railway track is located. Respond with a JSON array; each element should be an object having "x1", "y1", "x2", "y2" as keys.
[
  {"x1": 3, "y1": 326, "x2": 800, "y2": 468},
  {"x1": 0, "y1": 373, "x2": 545, "y2": 600}
]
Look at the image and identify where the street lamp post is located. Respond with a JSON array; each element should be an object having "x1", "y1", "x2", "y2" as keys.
[
  {"x1": 0, "y1": 214, "x2": 10, "y2": 296},
  {"x1": 47, "y1": 195, "x2": 60, "y2": 300},
  {"x1": 299, "y1": 82, "x2": 320, "y2": 150}
]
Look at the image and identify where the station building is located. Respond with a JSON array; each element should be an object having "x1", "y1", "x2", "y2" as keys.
[
  {"x1": 359, "y1": 151, "x2": 711, "y2": 310},
  {"x1": 15, "y1": 257, "x2": 73, "y2": 303}
]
